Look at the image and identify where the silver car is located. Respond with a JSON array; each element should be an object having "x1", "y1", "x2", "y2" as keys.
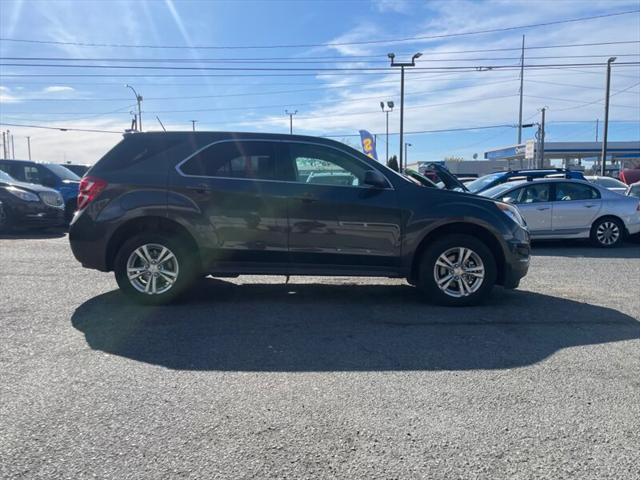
[{"x1": 481, "y1": 178, "x2": 640, "y2": 247}]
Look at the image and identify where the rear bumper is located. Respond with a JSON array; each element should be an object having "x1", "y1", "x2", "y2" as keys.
[{"x1": 69, "y1": 212, "x2": 110, "y2": 271}]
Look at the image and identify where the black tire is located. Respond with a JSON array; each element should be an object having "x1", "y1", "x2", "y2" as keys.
[
  {"x1": 0, "y1": 205, "x2": 12, "y2": 233},
  {"x1": 114, "y1": 232, "x2": 198, "y2": 305},
  {"x1": 416, "y1": 234, "x2": 497, "y2": 306},
  {"x1": 590, "y1": 217, "x2": 624, "y2": 248}
]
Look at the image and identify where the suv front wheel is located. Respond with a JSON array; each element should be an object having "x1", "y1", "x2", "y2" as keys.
[
  {"x1": 114, "y1": 233, "x2": 197, "y2": 305},
  {"x1": 417, "y1": 234, "x2": 497, "y2": 306}
]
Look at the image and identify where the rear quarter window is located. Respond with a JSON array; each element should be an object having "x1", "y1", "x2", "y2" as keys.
[{"x1": 92, "y1": 135, "x2": 182, "y2": 174}]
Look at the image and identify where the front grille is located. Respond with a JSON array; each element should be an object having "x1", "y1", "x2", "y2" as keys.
[{"x1": 39, "y1": 191, "x2": 64, "y2": 208}]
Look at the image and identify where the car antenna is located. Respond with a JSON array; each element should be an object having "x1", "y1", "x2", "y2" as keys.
[{"x1": 156, "y1": 116, "x2": 167, "y2": 132}]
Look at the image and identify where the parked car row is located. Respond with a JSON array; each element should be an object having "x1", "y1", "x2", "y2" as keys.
[
  {"x1": 0, "y1": 159, "x2": 85, "y2": 230},
  {"x1": 0, "y1": 169, "x2": 65, "y2": 231}
]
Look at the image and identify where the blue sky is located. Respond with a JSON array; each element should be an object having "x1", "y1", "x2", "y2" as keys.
[{"x1": 0, "y1": 0, "x2": 639, "y2": 164}]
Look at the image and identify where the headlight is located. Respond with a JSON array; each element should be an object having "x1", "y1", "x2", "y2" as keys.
[
  {"x1": 495, "y1": 201, "x2": 526, "y2": 227},
  {"x1": 6, "y1": 187, "x2": 40, "y2": 202}
]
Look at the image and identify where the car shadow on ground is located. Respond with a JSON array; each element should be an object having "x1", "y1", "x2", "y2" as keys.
[
  {"x1": 531, "y1": 240, "x2": 640, "y2": 258},
  {"x1": 71, "y1": 279, "x2": 640, "y2": 372},
  {"x1": 0, "y1": 228, "x2": 66, "y2": 240}
]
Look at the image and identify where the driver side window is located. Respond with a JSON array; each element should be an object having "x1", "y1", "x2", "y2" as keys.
[{"x1": 289, "y1": 143, "x2": 369, "y2": 187}]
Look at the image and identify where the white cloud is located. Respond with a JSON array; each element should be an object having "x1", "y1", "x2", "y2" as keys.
[
  {"x1": 373, "y1": 0, "x2": 411, "y2": 14},
  {"x1": 42, "y1": 86, "x2": 76, "y2": 94},
  {"x1": 0, "y1": 86, "x2": 22, "y2": 104}
]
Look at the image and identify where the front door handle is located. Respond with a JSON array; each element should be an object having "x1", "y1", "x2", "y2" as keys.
[
  {"x1": 536, "y1": 206, "x2": 550, "y2": 211},
  {"x1": 584, "y1": 204, "x2": 597, "y2": 208},
  {"x1": 186, "y1": 183, "x2": 211, "y2": 194},
  {"x1": 296, "y1": 193, "x2": 317, "y2": 203}
]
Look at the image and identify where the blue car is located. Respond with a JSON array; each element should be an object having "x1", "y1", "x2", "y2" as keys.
[
  {"x1": 0, "y1": 159, "x2": 80, "y2": 223},
  {"x1": 465, "y1": 168, "x2": 585, "y2": 194}
]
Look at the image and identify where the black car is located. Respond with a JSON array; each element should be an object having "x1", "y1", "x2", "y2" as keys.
[
  {"x1": 0, "y1": 170, "x2": 65, "y2": 230},
  {"x1": 69, "y1": 132, "x2": 530, "y2": 306}
]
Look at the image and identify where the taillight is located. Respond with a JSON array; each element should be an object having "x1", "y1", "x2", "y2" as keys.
[{"x1": 77, "y1": 176, "x2": 107, "y2": 210}]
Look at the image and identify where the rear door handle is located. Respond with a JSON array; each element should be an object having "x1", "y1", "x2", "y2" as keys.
[
  {"x1": 536, "y1": 206, "x2": 550, "y2": 211},
  {"x1": 296, "y1": 193, "x2": 317, "y2": 203},
  {"x1": 186, "y1": 183, "x2": 211, "y2": 193},
  {"x1": 584, "y1": 204, "x2": 597, "y2": 208}
]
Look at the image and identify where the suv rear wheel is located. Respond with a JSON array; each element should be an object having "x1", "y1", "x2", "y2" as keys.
[
  {"x1": 417, "y1": 234, "x2": 497, "y2": 306},
  {"x1": 114, "y1": 233, "x2": 197, "y2": 305}
]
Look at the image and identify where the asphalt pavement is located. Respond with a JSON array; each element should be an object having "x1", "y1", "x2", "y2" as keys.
[{"x1": 1, "y1": 233, "x2": 639, "y2": 479}]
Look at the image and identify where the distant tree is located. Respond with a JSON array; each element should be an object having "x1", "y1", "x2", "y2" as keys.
[{"x1": 387, "y1": 155, "x2": 399, "y2": 172}]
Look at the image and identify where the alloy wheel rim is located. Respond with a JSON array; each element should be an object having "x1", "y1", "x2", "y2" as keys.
[
  {"x1": 126, "y1": 243, "x2": 179, "y2": 295},
  {"x1": 596, "y1": 221, "x2": 620, "y2": 246},
  {"x1": 433, "y1": 247, "x2": 485, "y2": 298}
]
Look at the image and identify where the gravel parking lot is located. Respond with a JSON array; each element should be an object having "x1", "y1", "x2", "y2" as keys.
[{"x1": 1, "y1": 233, "x2": 639, "y2": 479}]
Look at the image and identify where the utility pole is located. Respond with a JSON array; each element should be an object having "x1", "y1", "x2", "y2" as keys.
[
  {"x1": 517, "y1": 35, "x2": 525, "y2": 144},
  {"x1": 26, "y1": 136, "x2": 31, "y2": 160},
  {"x1": 1, "y1": 131, "x2": 6, "y2": 159},
  {"x1": 9, "y1": 132, "x2": 15, "y2": 159},
  {"x1": 190, "y1": 120, "x2": 197, "y2": 132},
  {"x1": 595, "y1": 118, "x2": 599, "y2": 142},
  {"x1": 539, "y1": 107, "x2": 546, "y2": 169},
  {"x1": 389, "y1": 52, "x2": 422, "y2": 171},
  {"x1": 380, "y1": 100, "x2": 394, "y2": 162},
  {"x1": 285, "y1": 110, "x2": 297, "y2": 134},
  {"x1": 125, "y1": 84, "x2": 143, "y2": 132},
  {"x1": 601, "y1": 57, "x2": 616, "y2": 176}
]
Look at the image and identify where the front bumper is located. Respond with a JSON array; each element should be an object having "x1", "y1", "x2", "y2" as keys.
[
  {"x1": 501, "y1": 229, "x2": 531, "y2": 289},
  {"x1": 9, "y1": 202, "x2": 65, "y2": 228}
]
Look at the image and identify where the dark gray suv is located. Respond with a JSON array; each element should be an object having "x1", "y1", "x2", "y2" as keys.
[{"x1": 69, "y1": 132, "x2": 530, "y2": 306}]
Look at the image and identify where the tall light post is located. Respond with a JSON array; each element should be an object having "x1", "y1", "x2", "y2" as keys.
[
  {"x1": 600, "y1": 57, "x2": 616, "y2": 176},
  {"x1": 190, "y1": 120, "x2": 198, "y2": 132},
  {"x1": 285, "y1": 110, "x2": 297, "y2": 134},
  {"x1": 389, "y1": 52, "x2": 421, "y2": 171},
  {"x1": 380, "y1": 100, "x2": 394, "y2": 163},
  {"x1": 404, "y1": 142, "x2": 412, "y2": 166},
  {"x1": 125, "y1": 84, "x2": 143, "y2": 132}
]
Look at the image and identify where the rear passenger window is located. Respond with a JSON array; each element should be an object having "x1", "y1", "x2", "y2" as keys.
[
  {"x1": 180, "y1": 141, "x2": 277, "y2": 180},
  {"x1": 554, "y1": 183, "x2": 600, "y2": 201}
]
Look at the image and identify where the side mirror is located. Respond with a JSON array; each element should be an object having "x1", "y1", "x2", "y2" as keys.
[{"x1": 363, "y1": 170, "x2": 388, "y2": 189}]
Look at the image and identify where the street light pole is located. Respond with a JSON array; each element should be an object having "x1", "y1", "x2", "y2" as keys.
[
  {"x1": 405, "y1": 142, "x2": 412, "y2": 166},
  {"x1": 600, "y1": 57, "x2": 617, "y2": 176},
  {"x1": 285, "y1": 110, "x2": 297, "y2": 135},
  {"x1": 125, "y1": 84, "x2": 143, "y2": 132},
  {"x1": 26, "y1": 136, "x2": 31, "y2": 160},
  {"x1": 389, "y1": 52, "x2": 421, "y2": 171},
  {"x1": 380, "y1": 100, "x2": 394, "y2": 163},
  {"x1": 190, "y1": 120, "x2": 197, "y2": 132},
  {"x1": 517, "y1": 35, "x2": 525, "y2": 144}
]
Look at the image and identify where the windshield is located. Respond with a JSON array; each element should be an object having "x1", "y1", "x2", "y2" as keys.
[
  {"x1": 479, "y1": 182, "x2": 519, "y2": 198},
  {"x1": 465, "y1": 172, "x2": 504, "y2": 192},
  {"x1": 43, "y1": 163, "x2": 81, "y2": 181},
  {"x1": 0, "y1": 170, "x2": 16, "y2": 183}
]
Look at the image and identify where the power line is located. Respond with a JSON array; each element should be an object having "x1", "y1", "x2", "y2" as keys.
[
  {"x1": 3, "y1": 53, "x2": 639, "y2": 64},
  {"x1": 0, "y1": 122, "x2": 122, "y2": 134},
  {"x1": 3, "y1": 61, "x2": 639, "y2": 72},
  {"x1": 1, "y1": 10, "x2": 637, "y2": 50},
  {"x1": 0, "y1": 62, "x2": 640, "y2": 78}
]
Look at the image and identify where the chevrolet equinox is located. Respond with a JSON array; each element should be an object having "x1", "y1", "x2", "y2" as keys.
[{"x1": 69, "y1": 132, "x2": 530, "y2": 306}]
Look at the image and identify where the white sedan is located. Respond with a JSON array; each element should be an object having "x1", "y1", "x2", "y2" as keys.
[{"x1": 481, "y1": 178, "x2": 640, "y2": 247}]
